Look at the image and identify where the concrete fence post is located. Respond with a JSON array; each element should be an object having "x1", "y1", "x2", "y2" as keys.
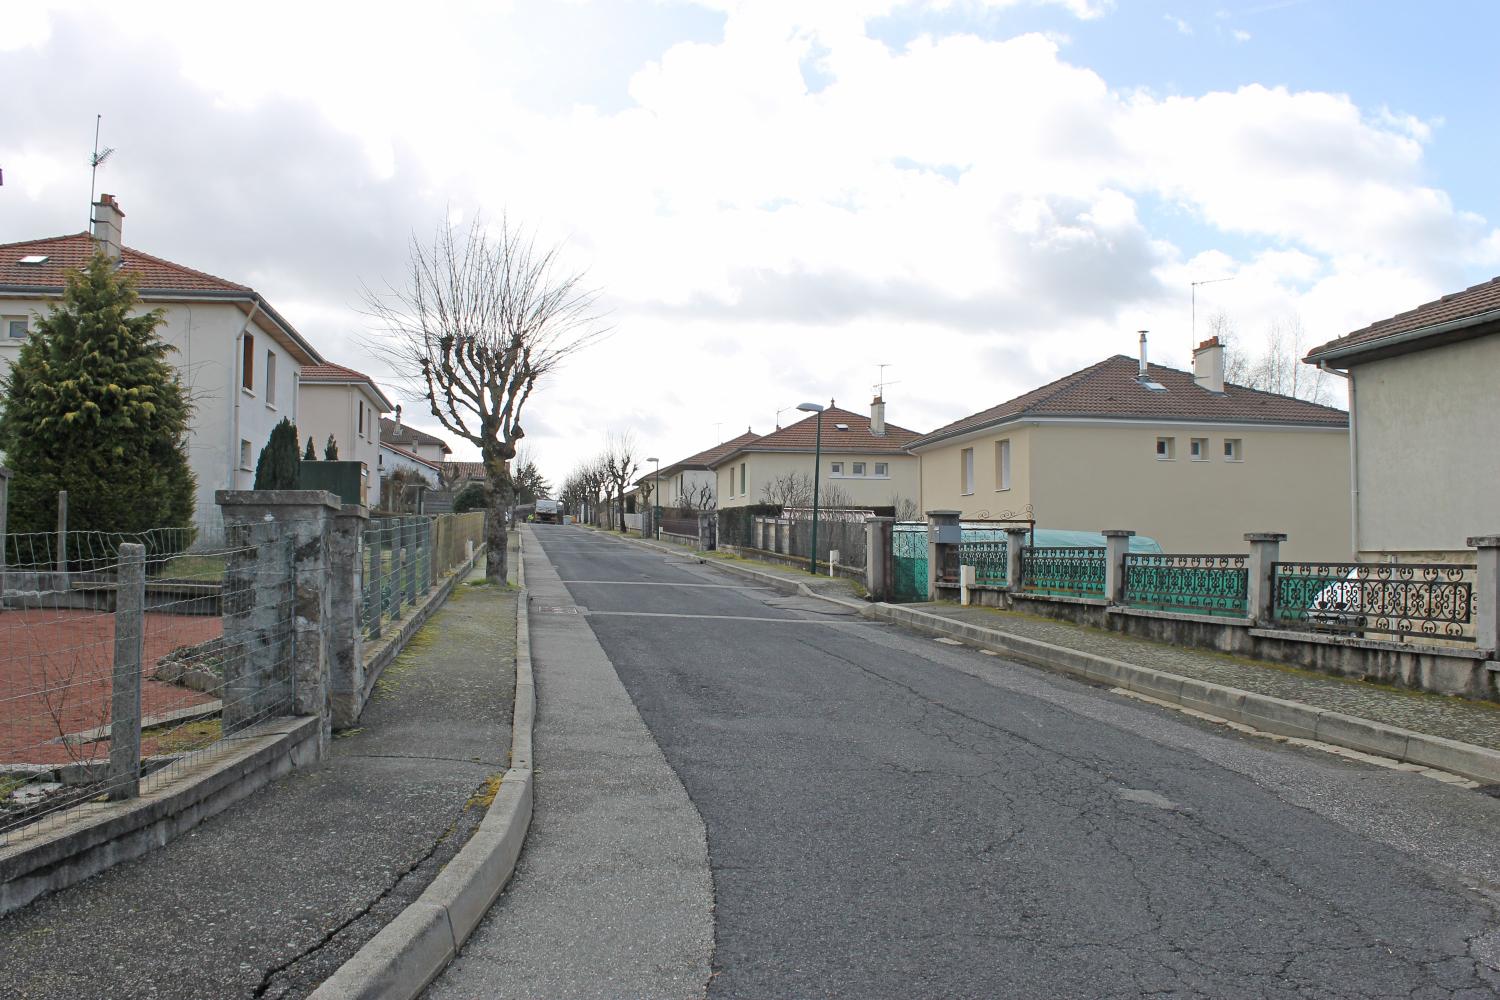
[
  {"x1": 925, "y1": 510, "x2": 961, "y2": 601},
  {"x1": 0, "y1": 467, "x2": 10, "y2": 612},
  {"x1": 829, "y1": 550, "x2": 840, "y2": 577},
  {"x1": 1005, "y1": 526, "x2": 1029, "y2": 595},
  {"x1": 1244, "y1": 532, "x2": 1287, "y2": 624},
  {"x1": 218, "y1": 489, "x2": 340, "y2": 754},
  {"x1": 775, "y1": 519, "x2": 788, "y2": 555},
  {"x1": 865, "y1": 517, "x2": 894, "y2": 602},
  {"x1": 56, "y1": 489, "x2": 69, "y2": 586},
  {"x1": 1466, "y1": 535, "x2": 1500, "y2": 654},
  {"x1": 1102, "y1": 529, "x2": 1135, "y2": 604},
  {"x1": 330, "y1": 505, "x2": 369, "y2": 730},
  {"x1": 959, "y1": 563, "x2": 977, "y2": 607},
  {"x1": 107, "y1": 542, "x2": 145, "y2": 801},
  {"x1": 697, "y1": 512, "x2": 716, "y2": 551}
]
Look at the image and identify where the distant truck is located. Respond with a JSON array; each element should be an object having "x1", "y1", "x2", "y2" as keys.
[{"x1": 534, "y1": 498, "x2": 561, "y2": 523}]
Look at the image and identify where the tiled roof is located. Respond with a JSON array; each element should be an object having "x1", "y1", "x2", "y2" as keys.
[
  {"x1": 711, "y1": 407, "x2": 921, "y2": 467},
  {"x1": 300, "y1": 362, "x2": 395, "y2": 410},
  {"x1": 379, "y1": 417, "x2": 452, "y2": 454},
  {"x1": 1305, "y1": 275, "x2": 1500, "y2": 362},
  {"x1": 380, "y1": 443, "x2": 443, "y2": 473},
  {"x1": 634, "y1": 430, "x2": 763, "y2": 486},
  {"x1": 909, "y1": 355, "x2": 1347, "y2": 450},
  {"x1": 442, "y1": 460, "x2": 486, "y2": 481},
  {"x1": 0, "y1": 232, "x2": 251, "y2": 295}
]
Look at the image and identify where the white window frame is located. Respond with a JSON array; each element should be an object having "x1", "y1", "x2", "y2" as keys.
[
  {"x1": 874, "y1": 462, "x2": 889, "y2": 477},
  {"x1": 995, "y1": 439, "x2": 1011, "y2": 491},
  {"x1": 851, "y1": 461, "x2": 866, "y2": 476},
  {"x1": 1155, "y1": 437, "x2": 1175, "y2": 461},
  {"x1": 830, "y1": 462, "x2": 844, "y2": 476},
  {"x1": 961, "y1": 447, "x2": 975, "y2": 496},
  {"x1": 1190, "y1": 437, "x2": 1207, "y2": 461},
  {"x1": 1224, "y1": 438, "x2": 1243, "y2": 462},
  {"x1": 4, "y1": 316, "x2": 28, "y2": 339}
]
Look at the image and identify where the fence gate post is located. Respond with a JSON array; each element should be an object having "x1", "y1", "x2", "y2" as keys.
[
  {"x1": 1466, "y1": 535, "x2": 1500, "y2": 653},
  {"x1": 865, "y1": 517, "x2": 894, "y2": 602},
  {"x1": 1244, "y1": 532, "x2": 1287, "y2": 624},
  {"x1": 698, "y1": 512, "x2": 716, "y2": 552},
  {"x1": 1004, "y1": 527, "x2": 1029, "y2": 596},
  {"x1": 1102, "y1": 529, "x2": 1135, "y2": 604},
  {"x1": 329, "y1": 504, "x2": 369, "y2": 730},
  {"x1": 107, "y1": 542, "x2": 145, "y2": 801},
  {"x1": 925, "y1": 510, "x2": 961, "y2": 601}
]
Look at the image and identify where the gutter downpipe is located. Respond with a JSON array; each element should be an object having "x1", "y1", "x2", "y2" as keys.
[
  {"x1": 228, "y1": 302, "x2": 263, "y2": 492},
  {"x1": 1319, "y1": 361, "x2": 1358, "y2": 559}
]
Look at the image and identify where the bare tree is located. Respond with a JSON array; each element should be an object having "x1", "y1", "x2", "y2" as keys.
[
  {"x1": 1205, "y1": 309, "x2": 1332, "y2": 405},
  {"x1": 365, "y1": 214, "x2": 604, "y2": 580},
  {"x1": 683, "y1": 482, "x2": 716, "y2": 513},
  {"x1": 1205, "y1": 310, "x2": 1251, "y2": 387},
  {"x1": 602, "y1": 432, "x2": 641, "y2": 533},
  {"x1": 890, "y1": 495, "x2": 920, "y2": 521}
]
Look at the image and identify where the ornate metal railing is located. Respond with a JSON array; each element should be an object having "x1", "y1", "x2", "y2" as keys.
[
  {"x1": 1021, "y1": 546, "x2": 1106, "y2": 598},
  {"x1": 958, "y1": 539, "x2": 1008, "y2": 585},
  {"x1": 1270, "y1": 561, "x2": 1477, "y2": 642},
  {"x1": 891, "y1": 524, "x2": 929, "y2": 603},
  {"x1": 1122, "y1": 553, "x2": 1248, "y2": 617}
]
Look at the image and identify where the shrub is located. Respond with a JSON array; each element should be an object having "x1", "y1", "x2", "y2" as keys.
[
  {"x1": 253, "y1": 417, "x2": 301, "y2": 490},
  {"x1": 453, "y1": 482, "x2": 488, "y2": 513}
]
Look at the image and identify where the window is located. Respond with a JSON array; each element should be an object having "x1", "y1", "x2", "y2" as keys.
[
  {"x1": 241, "y1": 333, "x2": 255, "y2": 391},
  {"x1": 5, "y1": 316, "x2": 27, "y2": 339},
  {"x1": 1224, "y1": 438, "x2": 1243, "y2": 462},
  {"x1": 1155, "y1": 437, "x2": 1175, "y2": 461},
  {"x1": 874, "y1": 462, "x2": 888, "y2": 477},
  {"x1": 831, "y1": 462, "x2": 843, "y2": 476},
  {"x1": 239, "y1": 439, "x2": 253, "y2": 471},
  {"x1": 852, "y1": 462, "x2": 865, "y2": 476},
  {"x1": 1190, "y1": 437, "x2": 1207, "y2": 461},
  {"x1": 265, "y1": 351, "x2": 277, "y2": 406},
  {"x1": 961, "y1": 447, "x2": 975, "y2": 495},
  {"x1": 358, "y1": 399, "x2": 365, "y2": 438},
  {"x1": 739, "y1": 462, "x2": 746, "y2": 496},
  {"x1": 994, "y1": 439, "x2": 1011, "y2": 490}
]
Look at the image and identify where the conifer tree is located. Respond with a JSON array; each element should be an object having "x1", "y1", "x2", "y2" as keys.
[
  {"x1": 304, "y1": 436, "x2": 317, "y2": 461},
  {"x1": 253, "y1": 417, "x2": 301, "y2": 489},
  {"x1": 324, "y1": 434, "x2": 339, "y2": 461},
  {"x1": 0, "y1": 251, "x2": 195, "y2": 538}
]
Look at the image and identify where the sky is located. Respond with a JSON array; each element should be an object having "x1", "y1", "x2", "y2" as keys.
[{"x1": 3, "y1": 0, "x2": 1498, "y2": 489}]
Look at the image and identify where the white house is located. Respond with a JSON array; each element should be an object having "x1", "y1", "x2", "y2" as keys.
[
  {"x1": 298, "y1": 362, "x2": 395, "y2": 507},
  {"x1": 379, "y1": 412, "x2": 451, "y2": 465},
  {"x1": 634, "y1": 429, "x2": 762, "y2": 512},
  {"x1": 378, "y1": 442, "x2": 442, "y2": 488},
  {"x1": 0, "y1": 195, "x2": 326, "y2": 524}
]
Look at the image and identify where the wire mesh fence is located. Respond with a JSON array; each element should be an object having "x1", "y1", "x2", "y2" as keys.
[
  {"x1": 360, "y1": 512, "x2": 485, "y2": 640},
  {"x1": 0, "y1": 520, "x2": 298, "y2": 846}
]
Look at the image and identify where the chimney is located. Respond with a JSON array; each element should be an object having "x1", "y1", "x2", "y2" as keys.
[
  {"x1": 393, "y1": 404, "x2": 402, "y2": 431},
  {"x1": 870, "y1": 395, "x2": 886, "y2": 436},
  {"x1": 1193, "y1": 336, "x2": 1226, "y2": 393},
  {"x1": 1138, "y1": 330, "x2": 1149, "y2": 376},
  {"x1": 91, "y1": 194, "x2": 124, "y2": 261}
]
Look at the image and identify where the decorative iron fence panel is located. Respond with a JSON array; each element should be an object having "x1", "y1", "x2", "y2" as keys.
[
  {"x1": 1122, "y1": 553, "x2": 1248, "y2": 617},
  {"x1": 1021, "y1": 546, "x2": 1106, "y2": 598},
  {"x1": 958, "y1": 540, "x2": 1008, "y2": 585},
  {"x1": 892, "y1": 524, "x2": 928, "y2": 602},
  {"x1": 1270, "y1": 561, "x2": 1477, "y2": 642}
]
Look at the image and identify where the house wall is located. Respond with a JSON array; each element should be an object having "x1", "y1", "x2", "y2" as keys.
[
  {"x1": 0, "y1": 297, "x2": 304, "y2": 521},
  {"x1": 378, "y1": 445, "x2": 440, "y2": 487},
  {"x1": 715, "y1": 451, "x2": 920, "y2": 510},
  {"x1": 915, "y1": 420, "x2": 1351, "y2": 560},
  {"x1": 1352, "y1": 334, "x2": 1500, "y2": 561},
  {"x1": 299, "y1": 383, "x2": 385, "y2": 506},
  {"x1": 916, "y1": 426, "x2": 1036, "y2": 519},
  {"x1": 660, "y1": 468, "x2": 715, "y2": 510}
]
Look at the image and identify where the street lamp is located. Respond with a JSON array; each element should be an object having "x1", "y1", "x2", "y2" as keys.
[
  {"x1": 647, "y1": 456, "x2": 660, "y2": 540},
  {"x1": 796, "y1": 402, "x2": 825, "y2": 575}
]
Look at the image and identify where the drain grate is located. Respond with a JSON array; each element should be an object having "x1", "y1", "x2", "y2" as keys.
[{"x1": 536, "y1": 606, "x2": 580, "y2": 615}]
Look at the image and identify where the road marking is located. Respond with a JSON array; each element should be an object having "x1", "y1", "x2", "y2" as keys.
[
  {"x1": 582, "y1": 610, "x2": 886, "y2": 625},
  {"x1": 557, "y1": 581, "x2": 775, "y2": 590}
]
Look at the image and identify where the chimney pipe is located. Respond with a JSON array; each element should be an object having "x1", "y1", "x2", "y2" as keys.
[
  {"x1": 870, "y1": 395, "x2": 886, "y2": 437},
  {"x1": 1138, "y1": 330, "x2": 1148, "y2": 376},
  {"x1": 91, "y1": 194, "x2": 124, "y2": 261}
]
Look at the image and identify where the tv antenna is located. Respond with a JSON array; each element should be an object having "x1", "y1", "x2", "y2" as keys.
[
  {"x1": 873, "y1": 363, "x2": 900, "y2": 398},
  {"x1": 89, "y1": 114, "x2": 115, "y2": 219},
  {"x1": 1191, "y1": 275, "x2": 1236, "y2": 353}
]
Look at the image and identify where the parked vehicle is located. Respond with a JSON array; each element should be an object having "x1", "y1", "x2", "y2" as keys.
[{"x1": 534, "y1": 498, "x2": 561, "y2": 524}]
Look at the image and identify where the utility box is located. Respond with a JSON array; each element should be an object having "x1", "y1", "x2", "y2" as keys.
[
  {"x1": 299, "y1": 461, "x2": 366, "y2": 507},
  {"x1": 936, "y1": 523, "x2": 962, "y2": 545}
]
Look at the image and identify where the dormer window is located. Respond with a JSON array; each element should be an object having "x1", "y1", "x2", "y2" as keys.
[
  {"x1": 834, "y1": 423, "x2": 850, "y2": 431},
  {"x1": 18, "y1": 255, "x2": 49, "y2": 265}
]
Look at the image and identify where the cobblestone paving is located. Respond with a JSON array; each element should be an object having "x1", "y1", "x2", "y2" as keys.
[{"x1": 916, "y1": 603, "x2": 1500, "y2": 751}]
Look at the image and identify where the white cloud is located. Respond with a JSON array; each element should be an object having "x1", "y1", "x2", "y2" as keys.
[
  {"x1": 1166, "y1": 14, "x2": 1194, "y2": 35},
  {"x1": 2, "y1": 1, "x2": 1494, "y2": 482},
  {"x1": 1232, "y1": 28, "x2": 1252, "y2": 41}
]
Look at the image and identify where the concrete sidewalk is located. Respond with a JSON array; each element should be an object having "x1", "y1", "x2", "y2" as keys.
[
  {"x1": 0, "y1": 570, "x2": 517, "y2": 1000},
  {"x1": 605, "y1": 532, "x2": 1500, "y2": 779}
]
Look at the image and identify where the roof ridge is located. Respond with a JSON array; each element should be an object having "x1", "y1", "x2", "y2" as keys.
[
  {"x1": 122, "y1": 242, "x2": 252, "y2": 293},
  {"x1": 0, "y1": 232, "x2": 90, "y2": 251}
]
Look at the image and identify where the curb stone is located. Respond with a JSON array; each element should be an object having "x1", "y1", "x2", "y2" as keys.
[
  {"x1": 595, "y1": 528, "x2": 1500, "y2": 785},
  {"x1": 309, "y1": 533, "x2": 535, "y2": 1000}
]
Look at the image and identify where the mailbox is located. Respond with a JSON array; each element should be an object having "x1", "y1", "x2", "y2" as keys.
[{"x1": 936, "y1": 523, "x2": 961, "y2": 544}]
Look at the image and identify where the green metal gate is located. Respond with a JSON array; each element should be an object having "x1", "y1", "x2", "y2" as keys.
[{"x1": 892, "y1": 524, "x2": 928, "y2": 602}]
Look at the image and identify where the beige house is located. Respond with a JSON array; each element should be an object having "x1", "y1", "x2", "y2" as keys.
[
  {"x1": 298, "y1": 362, "x2": 394, "y2": 507},
  {"x1": 711, "y1": 399, "x2": 922, "y2": 512},
  {"x1": 0, "y1": 195, "x2": 326, "y2": 521},
  {"x1": 908, "y1": 343, "x2": 1351, "y2": 561},
  {"x1": 634, "y1": 430, "x2": 761, "y2": 512},
  {"x1": 1305, "y1": 275, "x2": 1500, "y2": 563}
]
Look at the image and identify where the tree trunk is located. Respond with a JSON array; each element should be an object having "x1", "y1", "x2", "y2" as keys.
[{"x1": 486, "y1": 495, "x2": 509, "y2": 581}]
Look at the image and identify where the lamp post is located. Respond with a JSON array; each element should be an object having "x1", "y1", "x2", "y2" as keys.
[
  {"x1": 647, "y1": 456, "x2": 660, "y2": 540},
  {"x1": 796, "y1": 402, "x2": 825, "y2": 575}
]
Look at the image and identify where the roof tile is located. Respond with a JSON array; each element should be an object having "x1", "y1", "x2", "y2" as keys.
[
  {"x1": 1305, "y1": 275, "x2": 1500, "y2": 360},
  {"x1": 0, "y1": 232, "x2": 252, "y2": 295}
]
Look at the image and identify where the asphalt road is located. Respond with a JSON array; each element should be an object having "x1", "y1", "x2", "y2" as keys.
[{"x1": 531, "y1": 525, "x2": 1500, "y2": 1000}]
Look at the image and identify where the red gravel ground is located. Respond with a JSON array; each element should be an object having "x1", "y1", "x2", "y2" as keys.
[{"x1": 0, "y1": 609, "x2": 221, "y2": 766}]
